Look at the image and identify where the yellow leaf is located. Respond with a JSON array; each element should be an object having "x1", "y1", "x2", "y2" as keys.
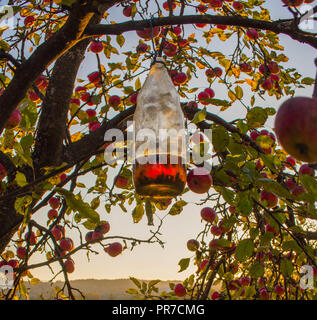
[
  {"x1": 196, "y1": 61, "x2": 206, "y2": 69},
  {"x1": 71, "y1": 132, "x2": 83, "y2": 143},
  {"x1": 30, "y1": 278, "x2": 40, "y2": 285}
]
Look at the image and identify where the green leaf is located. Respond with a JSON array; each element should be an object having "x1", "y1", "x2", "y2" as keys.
[
  {"x1": 280, "y1": 259, "x2": 293, "y2": 277},
  {"x1": 116, "y1": 34, "x2": 125, "y2": 48},
  {"x1": 207, "y1": 98, "x2": 231, "y2": 107},
  {"x1": 282, "y1": 240, "x2": 301, "y2": 254},
  {"x1": 132, "y1": 203, "x2": 144, "y2": 223},
  {"x1": 56, "y1": 188, "x2": 100, "y2": 224},
  {"x1": 91, "y1": 197, "x2": 100, "y2": 210},
  {"x1": 237, "y1": 192, "x2": 253, "y2": 217},
  {"x1": 134, "y1": 78, "x2": 141, "y2": 91},
  {"x1": 192, "y1": 107, "x2": 206, "y2": 124},
  {"x1": 0, "y1": 40, "x2": 10, "y2": 51},
  {"x1": 249, "y1": 263, "x2": 264, "y2": 278},
  {"x1": 145, "y1": 199, "x2": 154, "y2": 226},
  {"x1": 260, "y1": 232, "x2": 274, "y2": 245},
  {"x1": 61, "y1": 0, "x2": 77, "y2": 6},
  {"x1": 148, "y1": 280, "x2": 160, "y2": 288},
  {"x1": 130, "y1": 277, "x2": 141, "y2": 289},
  {"x1": 14, "y1": 196, "x2": 32, "y2": 215},
  {"x1": 16, "y1": 172, "x2": 27, "y2": 187},
  {"x1": 126, "y1": 288, "x2": 139, "y2": 295},
  {"x1": 246, "y1": 107, "x2": 268, "y2": 129},
  {"x1": 216, "y1": 238, "x2": 232, "y2": 248},
  {"x1": 235, "y1": 239, "x2": 254, "y2": 262},
  {"x1": 301, "y1": 77, "x2": 315, "y2": 85},
  {"x1": 212, "y1": 126, "x2": 229, "y2": 152},
  {"x1": 168, "y1": 200, "x2": 187, "y2": 216},
  {"x1": 235, "y1": 86, "x2": 243, "y2": 99},
  {"x1": 178, "y1": 258, "x2": 190, "y2": 272},
  {"x1": 256, "y1": 178, "x2": 292, "y2": 199}
]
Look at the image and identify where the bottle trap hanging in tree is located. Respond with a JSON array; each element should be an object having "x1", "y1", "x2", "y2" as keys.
[{"x1": 132, "y1": 58, "x2": 187, "y2": 199}]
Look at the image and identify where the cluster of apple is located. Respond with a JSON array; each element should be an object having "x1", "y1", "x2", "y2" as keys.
[
  {"x1": 71, "y1": 67, "x2": 122, "y2": 131},
  {"x1": 84, "y1": 221, "x2": 123, "y2": 258},
  {"x1": 27, "y1": 75, "x2": 49, "y2": 106}
]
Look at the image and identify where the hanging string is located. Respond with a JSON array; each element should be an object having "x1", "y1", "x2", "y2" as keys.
[{"x1": 149, "y1": 15, "x2": 158, "y2": 65}]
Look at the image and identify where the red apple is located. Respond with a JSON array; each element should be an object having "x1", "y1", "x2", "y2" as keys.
[
  {"x1": 200, "y1": 207, "x2": 217, "y2": 223},
  {"x1": 88, "y1": 71, "x2": 101, "y2": 85},
  {"x1": 25, "y1": 231, "x2": 37, "y2": 246},
  {"x1": 105, "y1": 242, "x2": 123, "y2": 257},
  {"x1": 246, "y1": 28, "x2": 259, "y2": 40},
  {"x1": 52, "y1": 227, "x2": 63, "y2": 241},
  {"x1": 209, "y1": 0, "x2": 223, "y2": 9},
  {"x1": 187, "y1": 167, "x2": 213, "y2": 194},
  {"x1": 292, "y1": 185, "x2": 306, "y2": 196},
  {"x1": 274, "y1": 97, "x2": 317, "y2": 163},
  {"x1": 260, "y1": 190, "x2": 278, "y2": 208},
  {"x1": 7, "y1": 259, "x2": 19, "y2": 269},
  {"x1": 275, "y1": 285, "x2": 285, "y2": 295},
  {"x1": 282, "y1": 0, "x2": 303, "y2": 7},
  {"x1": 5, "y1": 109, "x2": 22, "y2": 129},
  {"x1": 240, "y1": 276, "x2": 250, "y2": 286},
  {"x1": 261, "y1": 79, "x2": 273, "y2": 91},
  {"x1": 109, "y1": 95, "x2": 121, "y2": 107},
  {"x1": 17, "y1": 247, "x2": 27, "y2": 260},
  {"x1": 115, "y1": 175, "x2": 129, "y2": 188},
  {"x1": 89, "y1": 41, "x2": 103, "y2": 54},
  {"x1": 172, "y1": 72, "x2": 187, "y2": 85},
  {"x1": 163, "y1": 1, "x2": 176, "y2": 10},
  {"x1": 299, "y1": 164, "x2": 314, "y2": 176},
  {"x1": 89, "y1": 121, "x2": 101, "y2": 131},
  {"x1": 204, "y1": 88, "x2": 215, "y2": 98},
  {"x1": 187, "y1": 101, "x2": 198, "y2": 108},
  {"x1": 163, "y1": 42, "x2": 178, "y2": 57},
  {"x1": 136, "y1": 26, "x2": 161, "y2": 40},
  {"x1": 64, "y1": 259, "x2": 75, "y2": 273},
  {"x1": 136, "y1": 43, "x2": 148, "y2": 53},
  {"x1": 233, "y1": 1, "x2": 244, "y2": 10},
  {"x1": 123, "y1": 6, "x2": 132, "y2": 17},
  {"x1": 187, "y1": 239, "x2": 200, "y2": 251},
  {"x1": 211, "y1": 291, "x2": 220, "y2": 300},
  {"x1": 210, "y1": 225, "x2": 222, "y2": 236},
  {"x1": 129, "y1": 92, "x2": 138, "y2": 105},
  {"x1": 268, "y1": 61, "x2": 280, "y2": 74},
  {"x1": 0, "y1": 163, "x2": 7, "y2": 181},
  {"x1": 285, "y1": 178, "x2": 296, "y2": 190},
  {"x1": 240, "y1": 63, "x2": 252, "y2": 73},
  {"x1": 198, "y1": 91, "x2": 210, "y2": 105},
  {"x1": 86, "y1": 108, "x2": 96, "y2": 118},
  {"x1": 174, "y1": 283, "x2": 186, "y2": 297},
  {"x1": 49, "y1": 197, "x2": 60, "y2": 209},
  {"x1": 85, "y1": 231, "x2": 94, "y2": 242},
  {"x1": 59, "y1": 238, "x2": 74, "y2": 252},
  {"x1": 24, "y1": 16, "x2": 35, "y2": 26},
  {"x1": 48, "y1": 209, "x2": 58, "y2": 220}
]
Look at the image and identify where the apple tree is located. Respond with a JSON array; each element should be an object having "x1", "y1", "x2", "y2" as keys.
[{"x1": 0, "y1": 0, "x2": 317, "y2": 300}]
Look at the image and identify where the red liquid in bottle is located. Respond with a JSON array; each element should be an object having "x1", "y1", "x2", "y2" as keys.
[{"x1": 133, "y1": 154, "x2": 186, "y2": 199}]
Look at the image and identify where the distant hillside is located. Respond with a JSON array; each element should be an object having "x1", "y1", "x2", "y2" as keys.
[{"x1": 25, "y1": 279, "x2": 175, "y2": 300}]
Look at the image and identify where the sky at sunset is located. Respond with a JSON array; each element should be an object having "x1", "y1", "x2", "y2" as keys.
[{"x1": 13, "y1": 1, "x2": 317, "y2": 282}]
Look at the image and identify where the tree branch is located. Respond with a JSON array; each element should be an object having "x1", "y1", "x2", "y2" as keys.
[
  {"x1": 0, "y1": 2, "x2": 97, "y2": 134},
  {"x1": 84, "y1": 15, "x2": 317, "y2": 49}
]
